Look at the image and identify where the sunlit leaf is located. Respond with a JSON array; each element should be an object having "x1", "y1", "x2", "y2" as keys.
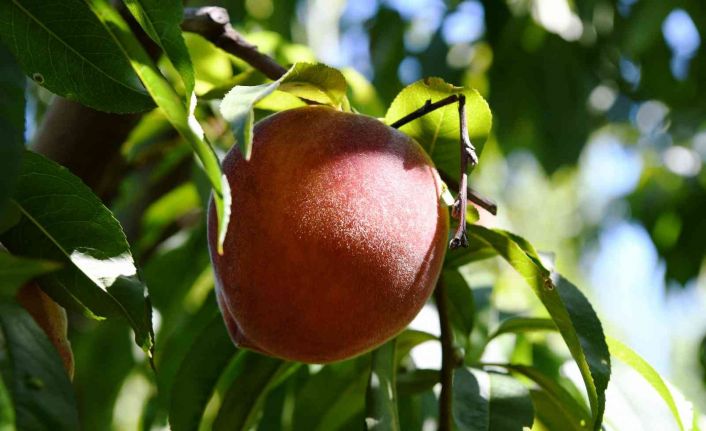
[
  {"x1": 123, "y1": 0, "x2": 195, "y2": 99},
  {"x1": 384, "y1": 78, "x2": 492, "y2": 176},
  {"x1": 463, "y1": 225, "x2": 610, "y2": 430},
  {"x1": 0, "y1": 302, "x2": 79, "y2": 430},
  {"x1": 365, "y1": 339, "x2": 400, "y2": 431},
  {"x1": 220, "y1": 62, "x2": 348, "y2": 160},
  {"x1": 220, "y1": 81, "x2": 280, "y2": 160},
  {"x1": 278, "y1": 62, "x2": 348, "y2": 107},
  {"x1": 0, "y1": 251, "x2": 60, "y2": 297},
  {"x1": 0, "y1": 151, "x2": 153, "y2": 352},
  {"x1": 0, "y1": 0, "x2": 153, "y2": 112},
  {"x1": 607, "y1": 336, "x2": 688, "y2": 431},
  {"x1": 86, "y1": 0, "x2": 229, "y2": 254}
]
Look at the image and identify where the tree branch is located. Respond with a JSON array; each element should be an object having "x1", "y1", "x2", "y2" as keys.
[
  {"x1": 438, "y1": 171, "x2": 497, "y2": 216},
  {"x1": 181, "y1": 7, "x2": 288, "y2": 81},
  {"x1": 434, "y1": 277, "x2": 454, "y2": 431}
]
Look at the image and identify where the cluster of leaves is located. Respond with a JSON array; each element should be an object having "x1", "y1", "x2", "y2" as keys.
[{"x1": 0, "y1": 0, "x2": 701, "y2": 430}]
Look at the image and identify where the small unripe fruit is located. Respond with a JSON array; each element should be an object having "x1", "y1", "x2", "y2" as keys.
[{"x1": 208, "y1": 106, "x2": 449, "y2": 363}]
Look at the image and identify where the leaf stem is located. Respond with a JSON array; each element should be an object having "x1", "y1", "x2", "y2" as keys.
[{"x1": 434, "y1": 277, "x2": 454, "y2": 431}]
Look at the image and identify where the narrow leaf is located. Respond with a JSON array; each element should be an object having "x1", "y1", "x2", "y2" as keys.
[
  {"x1": 366, "y1": 339, "x2": 400, "y2": 431},
  {"x1": 0, "y1": 251, "x2": 60, "y2": 297},
  {"x1": 86, "y1": 0, "x2": 229, "y2": 254},
  {"x1": 0, "y1": 43, "x2": 24, "y2": 219},
  {"x1": 501, "y1": 364, "x2": 590, "y2": 428},
  {"x1": 488, "y1": 317, "x2": 557, "y2": 340},
  {"x1": 0, "y1": 373, "x2": 14, "y2": 431},
  {"x1": 0, "y1": 151, "x2": 153, "y2": 352},
  {"x1": 384, "y1": 78, "x2": 492, "y2": 176},
  {"x1": 0, "y1": 302, "x2": 79, "y2": 430},
  {"x1": 123, "y1": 0, "x2": 194, "y2": 99},
  {"x1": 213, "y1": 353, "x2": 294, "y2": 431},
  {"x1": 607, "y1": 336, "x2": 686, "y2": 431},
  {"x1": 0, "y1": 0, "x2": 153, "y2": 112},
  {"x1": 169, "y1": 311, "x2": 237, "y2": 431},
  {"x1": 464, "y1": 225, "x2": 610, "y2": 429}
]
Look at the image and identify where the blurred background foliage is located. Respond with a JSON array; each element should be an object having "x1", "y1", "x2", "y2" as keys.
[{"x1": 19, "y1": 0, "x2": 706, "y2": 429}]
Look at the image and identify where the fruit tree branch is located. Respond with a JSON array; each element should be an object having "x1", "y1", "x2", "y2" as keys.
[
  {"x1": 434, "y1": 277, "x2": 454, "y2": 431},
  {"x1": 181, "y1": 7, "x2": 288, "y2": 81},
  {"x1": 438, "y1": 171, "x2": 497, "y2": 216}
]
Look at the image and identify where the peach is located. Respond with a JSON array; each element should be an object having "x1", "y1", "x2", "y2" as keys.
[{"x1": 208, "y1": 106, "x2": 449, "y2": 363}]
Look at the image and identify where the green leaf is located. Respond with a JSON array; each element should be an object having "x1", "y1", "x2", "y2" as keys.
[
  {"x1": 293, "y1": 357, "x2": 370, "y2": 431},
  {"x1": 486, "y1": 372, "x2": 534, "y2": 430},
  {"x1": 464, "y1": 225, "x2": 610, "y2": 430},
  {"x1": 0, "y1": 44, "x2": 24, "y2": 220},
  {"x1": 0, "y1": 0, "x2": 153, "y2": 112},
  {"x1": 220, "y1": 81, "x2": 280, "y2": 160},
  {"x1": 87, "y1": 0, "x2": 229, "y2": 254},
  {"x1": 396, "y1": 369, "x2": 439, "y2": 395},
  {"x1": 453, "y1": 368, "x2": 533, "y2": 431},
  {"x1": 488, "y1": 317, "x2": 557, "y2": 340},
  {"x1": 278, "y1": 62, "x2": 348, "y2": 107},
  {"x1": 365, "y1": 339, "x2": 400, "y2": 431},
  {"x1": 169, "y1": 311, "x2": 237, "y2": 431},
  {"x1": 444, "y1": 268, "x2": 475, "y2": 340},
  {"x1": 395, "y1": 329, "x2": 437, "y2": 361},
  {"x1": 123, "y1": 0, "x2": 194, "y2": 99},
  {"x1": 220, "y1": 62, "x2": 348, "y2": 160},
  {"x1": 452, "y1": 368, "x2": 488, "y2": 430},
  {"x1": 0, "y1": 371, "x2": 14, "y2": 431},
  {"x1": 530, "y1": 389, "x2": 585, "y2": 431},
  {"x1": 213, "y1": 353, "x2": 294, "y2": 431},
  {"x1": 607, "y1": 336, "x2": 687, "y2": 431},
  {"x1": 0, "y1": 301, "x2": 79, "y2": 430},
  {"x1": 0, "y1": 251, "x2": 59, "y2": 297},
  {"x1": 496, "y1": 364, "x2": 590, "y2": 429},
  {"x1": 0, "y1": 151, "x2": 154, "y2": 352},
  {"x1": 384, "y1": 78, "x2": 492, "y2": 176}
]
